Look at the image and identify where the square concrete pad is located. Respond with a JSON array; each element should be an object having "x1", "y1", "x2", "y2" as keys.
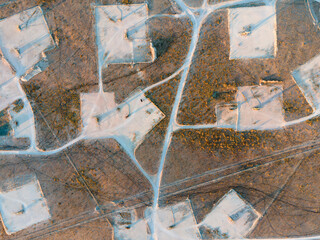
[
  {"x1": 216, "y1": 85, "x2": 285, "y2": 130},
  {"x1": 80, "y1": 90, "x2": 165, "y2": 151},
  {"x1": 0, "y1": 6, "x2": 55, "y2": 77},
  {"x1": 292, "y1": 53, "x2": 320, "y2": 111},
  {"x1": 229, "y1": 5, "x2": 277, "y2": 59},
  {"x1": 216, "y1": 103, "x2": 238, "y2": 129},
  {"x1": 0, "y1": 175, "x2": 51, "y2": 235},
  {"x1": 95, "y1": 4, "x2": 156, "y2": 65},
  {"x1": 201, "y1": 189, "x2": 260, "y2": 238},
  {"x1": 236, "y1": 85, "x2": 285, "y2": 130},
  {"x1": 146, "y1": 200, "x2": 201, "y2": 240}
]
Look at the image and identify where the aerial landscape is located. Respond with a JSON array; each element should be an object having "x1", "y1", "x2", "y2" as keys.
[{"x1": 0, "y1": 0, "x2": 320, "y2": 239}]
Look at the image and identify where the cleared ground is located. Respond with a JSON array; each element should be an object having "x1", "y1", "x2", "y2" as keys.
[{"x1": 0, "y1": 0, "x2": 320, "y2": 239}]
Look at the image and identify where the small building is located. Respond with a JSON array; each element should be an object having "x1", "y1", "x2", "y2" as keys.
[
  {"x1": 228, "y1": 5, "x2": 277, "y2": 59},
  {"x1": 80, "y1": 90, "x2": 165, "y2": 151},
  {"x1": 292, "y1": 53, "x2": 320, "y2": 111},
  {"x1": 216, "y1": 85, "x2": 285, "y2": 130},
  {"x1": 0, "y1": 6, "x2": 55, "y2": 80},
  {"x1": 145, "y1": 199, "x2": 201, "y2": 240},
  {"x1": 0, "y1": 175, "x2": 51, "y2": 235},
  {"x1": 95, "y1": 4, "x2": 156, "y2": 66},
  {"x1": 200, "y1": 189, "x2": 260, "y2": 239}
]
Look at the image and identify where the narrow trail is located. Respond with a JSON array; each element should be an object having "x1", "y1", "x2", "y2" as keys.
[{"x1": 149, "y1": 3, "x2": 210, "y2": 238}]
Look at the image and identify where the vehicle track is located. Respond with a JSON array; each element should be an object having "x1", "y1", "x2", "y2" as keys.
[{"x1": 11, "y1": 136, "x2": 320, "y2": 240}]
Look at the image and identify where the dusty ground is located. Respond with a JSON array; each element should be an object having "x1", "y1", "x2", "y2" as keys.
[{"x1": 0, "y1": 0, "x2": 320, "y2": 239}]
